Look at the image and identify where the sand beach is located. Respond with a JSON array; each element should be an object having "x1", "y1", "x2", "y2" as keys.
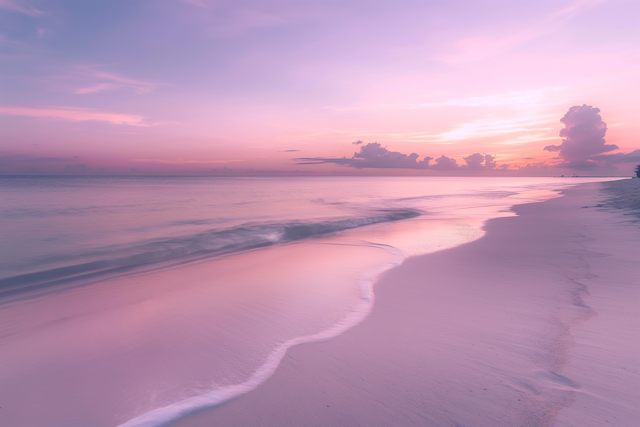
[
  {"x1": 170, "y1": 180, "x2": 640, "y2": 427},
  {"x1": 4, "y1": 1, "x2": 639, "y2": 425}
]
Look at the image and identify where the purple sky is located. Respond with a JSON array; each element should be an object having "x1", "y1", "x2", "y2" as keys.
[{"x1": 1, "y1": 0, "x2": 639, "y2": 175}]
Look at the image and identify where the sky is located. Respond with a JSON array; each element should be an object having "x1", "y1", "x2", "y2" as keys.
[{"x1": 1, "y1": 0, "x2": 639, "y2": 175}]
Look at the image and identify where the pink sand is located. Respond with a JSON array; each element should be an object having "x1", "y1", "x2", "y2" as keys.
[{"x1": 170, "y1": 182, "x2": 640, "y2": 427}]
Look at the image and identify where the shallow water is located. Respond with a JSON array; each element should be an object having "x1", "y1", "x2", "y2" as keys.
[{"x1": 0, "y1": 176, "x2": 611, "y2": 427}]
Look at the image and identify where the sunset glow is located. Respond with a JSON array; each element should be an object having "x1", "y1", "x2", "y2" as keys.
[
  {"x1": 1, "y1": 0, "x2": 638, "y2": 175},
  {"x1": 2, "y1": 3, "x2": 640, "y2": 426}
]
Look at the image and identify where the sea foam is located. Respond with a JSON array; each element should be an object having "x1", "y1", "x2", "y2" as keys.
[{"x1": 117, "y1": 244, "x2": 405, "y2": 427}]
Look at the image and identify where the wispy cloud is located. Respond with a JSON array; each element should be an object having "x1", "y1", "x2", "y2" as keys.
[
  {"x1": 182, "y1": 1, "x2": 289, "y2": 37},
  {"x1": 63, "y1": 65, "x2": 161, "y2": 95},
  {"x1": 208, "y1": 10, "x2": 288, "y2": 37},
  {"x1": 421, "y1": 115, "x2": 557, "y2": 143},
  {"x1": 545, "y1": 0, "x2": 602, "y2": 24},
  {"x1": 438, "y1": 31, "x2": 542, "y2": 65},
  {"x1": 0, "y1": 32, "x2": 27, "y2": 46},
  {"x1": 325, "y1": 88, "x2": 565, "y2": 112},
  {"x1": 0, "y1": 105, "x2": 149, "y2": 126},
  {"x1": 436, "y1": 0, "x2": 603, "y2": 64},
  {"x1": 0, "y1": 0, "x2": 44, "y2": 17},
  {"x1": 422, "y1": 88, "x2": 565, "y2": 109},
  {"x1": 305, "y1": 115, "x2": 558, "y2": 145}
]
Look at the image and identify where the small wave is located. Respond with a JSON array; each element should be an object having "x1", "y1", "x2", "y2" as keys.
[{"x1": 0, "y1": 209, "x2": 419, "y2": 298}]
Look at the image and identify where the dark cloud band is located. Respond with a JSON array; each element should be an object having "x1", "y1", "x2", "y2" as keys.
[{"x1": 296, "y1": 143, "x2": 496, "y2": 170}]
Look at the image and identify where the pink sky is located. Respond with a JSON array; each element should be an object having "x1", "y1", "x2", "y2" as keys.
[{"x1": 1, "y1": 0, "x2": 638, "y2": 175}]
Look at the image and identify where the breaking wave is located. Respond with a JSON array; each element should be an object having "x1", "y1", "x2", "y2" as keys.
[{"x1": 0, "y1": 209, "x2": 419, "y2": 298}]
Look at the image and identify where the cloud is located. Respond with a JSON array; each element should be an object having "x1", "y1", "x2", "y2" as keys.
[
  {"x1": 484, "y1": 154, "x2": 497, "y2": 169},
  {"x1": 352, "y1": 140, "x2": 364, "y2": 145},
  {"x1": 435, "y1": 0, "x2": 600, "y2": 64},
  {"x1": 279, "y1": 149, "x2": 300, "y2": 152},
  {"x1": 69, "y1": 66, "x2": 160, "y2": 95},
  {"x1": 461, "y1": 153, "x2": 497, "y2": 170},
  {"x1": 592, "y1": 149, "x2": 640, "y2": 168},
  {"x1": 211, "y1": 11, "x2": 288, "y2": 37},
  {"x1": 463, "y1": 153, "x2": 485, "y2": 170},
  {"x1": 436, "y1": 31, "x2": 545, "y2": 64},
  {"x1": 326, "y1": 89, "x2": 563, "y2": 112},
  {"x1": 0, "y1": 0, "x2": 44, "y2": 17},
  {"x1": 297, "y1": 142, "x2": 432, "y2": 169},
  {"x1": 543, "y1": 104, "x2": 618, "y2": 169},
  {"x1": 184, "y1": 3, "x2": 290, "y2": 38},
  {"x1": 296, "y1": 145, "x2": 504, "y2": 172},
  {"x1": 74, "y1": 83, "x2": 121, "y2": 94},
  {"x1": 316, "y1": 108, "x2": 558, "y2": 145},
  {"x1": 422, "y1": 88, "x2": 564, "y2": 109},
  {"x1": 432, "y1": 116, "x2": 556, "y2": 142},
  {"x1": 0, "y1": 105, "x2": 149, "y2": 126},
  {"x1": 430, "y1": 155, "x2": 458, "y2": 171}
]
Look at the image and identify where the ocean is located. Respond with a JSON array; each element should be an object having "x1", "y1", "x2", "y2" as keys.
[{"x1": 0, "y1": 176, "x2": 608, "y2": 427}]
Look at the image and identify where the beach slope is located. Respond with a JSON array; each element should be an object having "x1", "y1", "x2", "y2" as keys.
[{"x1": 173, "y1": 180, "x2": 640, "y2": 427}]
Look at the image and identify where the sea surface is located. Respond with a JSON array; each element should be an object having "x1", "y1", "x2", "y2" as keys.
[{"x1": 0, "y1": 176, "x2": 610, "y2": 427}]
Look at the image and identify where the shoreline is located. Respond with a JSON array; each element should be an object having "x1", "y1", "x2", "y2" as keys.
[{"x1": 169, "y1": 180, "x2": 640, "y2": 427}]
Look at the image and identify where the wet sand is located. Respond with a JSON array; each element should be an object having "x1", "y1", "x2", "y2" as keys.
[{"x1": 171, "y1": 181, "x2": 640, "y2": 427}]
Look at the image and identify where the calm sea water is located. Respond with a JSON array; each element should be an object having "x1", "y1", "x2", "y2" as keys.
[{"x1": 0, "y1": 176, "x2": 608, "y2": 427}]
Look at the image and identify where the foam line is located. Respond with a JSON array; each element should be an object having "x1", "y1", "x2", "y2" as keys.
[{"x1": 117, "y1": 245, "x2": 405, "y2": 427}]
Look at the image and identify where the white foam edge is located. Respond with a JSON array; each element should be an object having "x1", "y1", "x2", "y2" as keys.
[{"x1": 117, "y1": 244, "x2": 405, "y2": 427}]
